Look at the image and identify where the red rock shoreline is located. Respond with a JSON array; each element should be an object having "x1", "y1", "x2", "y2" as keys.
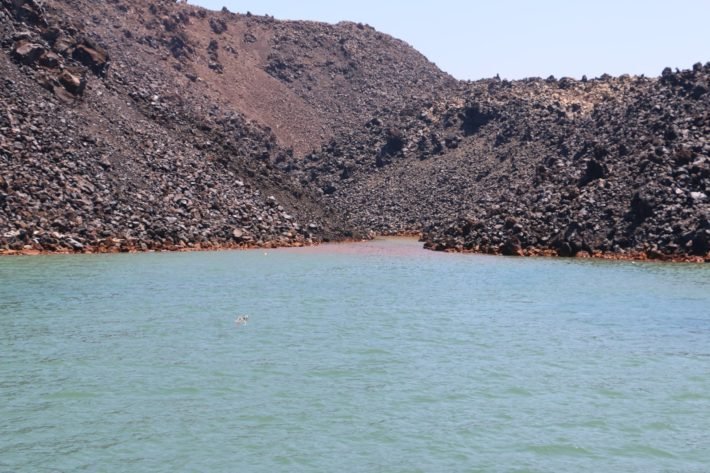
[
  {"x1": 426, "y1": 246, "x2": 709, "y2": 264},
  {"x1": 2, "y1": 233, "x2": 707, "y2": 263}
]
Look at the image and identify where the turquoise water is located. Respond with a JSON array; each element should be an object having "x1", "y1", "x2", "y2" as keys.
[{"x1": 1, "y1": 238, "x2": 709, "y2": 473}]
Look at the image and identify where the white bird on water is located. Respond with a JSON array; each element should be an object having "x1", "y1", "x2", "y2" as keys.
[{"x1": 235, "y1": 315, "x2": 249, "y2": 326}]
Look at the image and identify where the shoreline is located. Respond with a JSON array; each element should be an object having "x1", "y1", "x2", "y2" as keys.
[
  {"x1": 0, "y1": 239, "x2": 320, "y2": 257},
  {"x1": 1, "y1": 233, "x2": 707, "y2": 263},
  {"x1": 377, "y1": 232, "x2": 708, "y2": 263},
  {"x1": 424, "y1": 243, "x2": 709, "y2": 264}
]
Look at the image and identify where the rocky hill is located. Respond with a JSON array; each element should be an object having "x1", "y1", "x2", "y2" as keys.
[
  {"x1": 301, "y1": 69, "x2": 709, "y2": 261},
  {"x1": 0, "y1": 0, "x2": 450, "y2": 253},
  {"x1": 421, "y1": 70, "x2": 710, "y2": 260},
  {"x1": 1, "y1": 0, "x2": 708, "y2": 261}
]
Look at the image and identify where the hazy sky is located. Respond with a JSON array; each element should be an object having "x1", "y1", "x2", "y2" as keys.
[{"x1": 189, "y1": 0, "x2": 709, "y2": 80}]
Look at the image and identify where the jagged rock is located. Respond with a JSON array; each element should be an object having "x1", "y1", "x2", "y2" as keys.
[
  {"x1": 557, "y1": 242, "x2": 574, "y2": 257},
  {"x1": 51, "y1": 35, "x2": 74, "y2": 55},
  {"x1": 65, "y1": 237, "x2": 84, "y2": 250},
  {"x1": 58, "y1": 70, "x2": 85, "y2": 95},
  {"x1": 5, "y1": 0, "x2": 46, "y2": 26},
  {"x1": 167, "y1": 33, "x2": 192, "y2": 60},
  {"x1": 501, "y1": 237, "x2": 523, "y2": 256},
  {"x1": 578, "y1": 159, "x2": 607, "y2": 187},
  {"x1": 629, "y1": 192, "x2": 655, "y2": 224},
  {"x1": 690, "y1": 192, "x2": 707, "y2": 202},
  {"x1": 72, "y1": 42, "x2": 109, "y2": 76},
  {"x1": 38, "y1": 51, "x2": 61, "y2": 68},
  {"x1": 461, "y1": 104, "x2": 495, "y2": 135},
  {"x1": 690, "y1": 229, "x2": 709, "y2": 256},
  {"x1": 12, "y1": 41, "x2": 45, "y2": 65},
  {"x1": 209, "y1": 17, "x2": 227, "y2": 34}
]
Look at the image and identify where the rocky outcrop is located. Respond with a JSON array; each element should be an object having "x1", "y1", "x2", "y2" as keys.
[
  {"x1": 0, "y1": 60, "x2": 330, "y2": 253},
  {"x1": 2, "y1": 0, "x2": 111, "y2": 102}
]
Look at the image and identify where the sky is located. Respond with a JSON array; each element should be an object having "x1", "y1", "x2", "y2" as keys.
[{"x1": 189, "y1": 0, "x2": 710, "y2": 81}]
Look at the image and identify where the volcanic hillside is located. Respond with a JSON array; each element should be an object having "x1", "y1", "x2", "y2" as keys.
[
  {"x1": 298, "y1": 69, "x2": 710, "y2": 260},
  {"x1": 0, "y1": 0, "x2": 452, "y2": 253},
  {"x1": 1, "y1": 0, "x2": 708, "y2": 260}
]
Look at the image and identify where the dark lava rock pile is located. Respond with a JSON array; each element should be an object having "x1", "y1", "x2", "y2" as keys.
[
  {"x1": 1, "y1": 0, "x2": 708, "y2": 261},
  {"x1": 288, "y1": 69, "x2": 709, "y2": 261},
  {"x1": 0, "y1": 0, "x2": 340, "y2": 253},
  {"x1": 419, "y1": 69, "x2": 710, "y2": 261}
]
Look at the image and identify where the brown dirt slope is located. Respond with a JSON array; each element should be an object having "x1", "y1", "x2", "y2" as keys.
[{"x1": 35, "y1": 0, "x2": 455, "y2": 156}]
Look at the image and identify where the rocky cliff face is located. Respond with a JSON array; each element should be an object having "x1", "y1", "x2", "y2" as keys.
[{"x1": 1, "y1": 0, "x2": 708, "y2": 260}]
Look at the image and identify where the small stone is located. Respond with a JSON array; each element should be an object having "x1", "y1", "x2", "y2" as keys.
[
  {"x1": 66, "y1": 238, "x2": 84, "y2": 250},
  {"x1": 58, "y1": 70, "x2": 85, "y2": 95}
]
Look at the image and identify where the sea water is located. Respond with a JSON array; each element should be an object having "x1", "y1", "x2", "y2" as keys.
[{"x1": 1, "y1": 238, "x2": 709, "y2": 473}]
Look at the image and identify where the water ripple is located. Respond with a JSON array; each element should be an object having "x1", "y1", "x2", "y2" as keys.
[{"x1": 1, "y1": 239, "x2": 709, "y2": 472}]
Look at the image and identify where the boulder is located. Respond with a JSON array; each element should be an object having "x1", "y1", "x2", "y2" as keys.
[
  {"x1": 12, "y1": 41, "x2": 45, "y2": 65},
  {"x1": 557, "y1": 242, "x2": 574, "y2": 257},
  {"x1": 690, "y1": 192, "x2": 707, "y2": 202},
  {"x1": 578, "y1": 159, "x2": 607, "y2": 187},
  {"x1": 501, "y1": 237, "x2": 523, "y2": 256},
  {"x1": 38, "y1": 51, "x2": 61, "y2": 68},
  {"x1": 72, "y1": 42, "x2": 109, "y2": 76},
  {"x1": 690, "y1": 229, "x2": 709, "y2": 256},
  {"x1": 209, "y1": 17, "x2": 227, "y2": 34},
  {"x1": 65, "y1": 237, "x2": 84, "y2": 250},
  {"x1": 52, "y1": 35, "x2": 74, "y2": 54},
  {"x1": 6, "y1": 0, "x2": 46, "y2": 26},
  {"x1": 629, "y1": 192, "x2": 654, "y2": 224}
]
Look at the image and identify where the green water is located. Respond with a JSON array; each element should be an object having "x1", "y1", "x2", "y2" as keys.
[{"x1": 1, "y1": 238, "x2": 709, "y2": 472}]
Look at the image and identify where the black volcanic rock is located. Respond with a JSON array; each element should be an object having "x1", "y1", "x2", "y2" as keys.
[
  {"x1": 301, "y1": 66, "x2": 709, "y2": 260},
  {"x1": 0, "y1": 0, "x2": 708, "y2": 261}
]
